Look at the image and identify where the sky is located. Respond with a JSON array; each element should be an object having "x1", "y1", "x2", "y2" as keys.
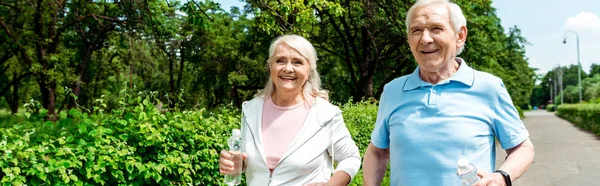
[{"x1": 217, "y1": 0, "x2": 600, "y2": 75}]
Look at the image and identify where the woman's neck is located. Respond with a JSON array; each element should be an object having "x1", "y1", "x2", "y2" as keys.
[{"x1": 271, "y1": 91, "x2": 304, "y2": 107}]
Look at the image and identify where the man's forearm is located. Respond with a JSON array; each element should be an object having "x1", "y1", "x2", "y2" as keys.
[
  {"x1": 362, "y1": 143, "x2": 390, "y2": 186},
  {"x1": 498, "y1": 138, "x2": 535, "y2": 181}
]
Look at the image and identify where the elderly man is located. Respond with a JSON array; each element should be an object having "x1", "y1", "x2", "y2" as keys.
[{"x1": 362, "y1": 0, "x2": 535, "y2": 186}]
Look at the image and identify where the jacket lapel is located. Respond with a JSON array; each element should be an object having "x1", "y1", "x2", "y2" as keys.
[{"x1": 243, "y1": 98, "x2": 269, "y2": 167}]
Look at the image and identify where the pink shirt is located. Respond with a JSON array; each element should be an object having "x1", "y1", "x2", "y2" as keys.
[{"x1": 261, "y1": 97, "x2": 311, "y2": 172}]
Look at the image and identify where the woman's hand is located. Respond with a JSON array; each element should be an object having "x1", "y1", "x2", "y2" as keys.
[{"x1": 218, "y1": 150, "x2": 247, "y2": 175}]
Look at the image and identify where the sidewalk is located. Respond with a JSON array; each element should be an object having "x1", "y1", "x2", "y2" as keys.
[{"x1": 495, "y1": 110, "x2": 600, "y2": 186}]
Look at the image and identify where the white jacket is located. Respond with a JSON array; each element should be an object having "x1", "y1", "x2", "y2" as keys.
[{"x1": 240, "y1": 97, "x2": 361, "y2": 186}]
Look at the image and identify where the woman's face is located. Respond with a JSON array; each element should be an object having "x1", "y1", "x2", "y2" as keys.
[{"x1": 269, "y1": 43, "x2": 311, "y2": 96}]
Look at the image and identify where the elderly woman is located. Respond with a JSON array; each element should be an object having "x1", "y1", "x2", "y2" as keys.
[{"x1": 218, "y1": 35, "x2": 361, "y2": 185}]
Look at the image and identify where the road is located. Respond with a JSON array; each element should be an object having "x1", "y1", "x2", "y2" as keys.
[{"x1": 495, "y1": 110, "x2": 600, "y2": 186}]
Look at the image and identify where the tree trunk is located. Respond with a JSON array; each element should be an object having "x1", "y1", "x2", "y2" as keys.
[
  {"x1": 10, "y1": 74, "x2": 18, "y2": 115},
  {"x1": 352, "y1": 75, "x2": 373, "y2": 102},
  {"x1": 176, "y1": 44, "x2": 185, "y2": 91},
  {"x1": 38, "y1": 79, "x2": 57, "y2": 120},
  {"x1": 71, "y1": 47, "x2": 93, "y2": 109},
  {"x1": 169, "y1": 54, "x2": 175, "y2": 95}
]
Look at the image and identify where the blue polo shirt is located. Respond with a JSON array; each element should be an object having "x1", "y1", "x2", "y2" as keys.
[{"x1": 371, "y1": 58, "x2": 529, "y2": 186}]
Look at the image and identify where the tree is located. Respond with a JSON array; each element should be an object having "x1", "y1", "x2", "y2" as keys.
[
  {"x1": 0, "y1": 0, "x2": 136, "y2": 119},
  {"x1": 590, "y1": 63, "x2": 600, "y2": 77},
  {"x1": 245, "y1": 0, "x2": 425, "y2": 101},
  {"x1": 582, "y1": 73, "x2": 600, "y2": 102},
  {"x1": 244, "y1": 0, "x2": 535, "y2": 104}
]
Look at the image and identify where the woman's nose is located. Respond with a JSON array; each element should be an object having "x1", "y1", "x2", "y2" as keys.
[{"x1": 283, "y1": 62, "x2": 293, "y2": 72}]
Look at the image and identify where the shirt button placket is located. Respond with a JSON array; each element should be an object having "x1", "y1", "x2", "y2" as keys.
[{"x1": 429, "y1": 87, "x2": 438, "y2": 107}]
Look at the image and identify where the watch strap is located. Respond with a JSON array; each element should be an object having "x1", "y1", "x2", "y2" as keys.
[{"x1": 494, "y1": 169, "x2": 512, "y2": 186}]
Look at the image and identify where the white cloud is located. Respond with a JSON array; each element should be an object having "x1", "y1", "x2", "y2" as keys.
[{"x1": 563, "y1": 12, "x2": 600, "y2": 37}]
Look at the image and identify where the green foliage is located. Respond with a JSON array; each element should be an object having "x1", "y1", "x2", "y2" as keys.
[
  {"x1": 0, "y1": 92, "x2": 241, "y2": 185},
  {"x1": 0, "y1": 95, "x2": 390, "y2": 184},
  {"x1": 546, "y1": 104, "x2": 556, "y2": 112},
  {"x1": 582, "y1": 74, "x2": 600, "y2": 102},
  {"x1": 556, "y1": 104, "x2": 600, "y2": 136},
  {"x1": 515, "y1": 106, "x2": 524, "y2": 119},
  {"x1": 340, "y1": 99, "x2": 391, "y2": 185},
  {"x1": 533, "y1": 65, "x2": 592, "y2": 106}
]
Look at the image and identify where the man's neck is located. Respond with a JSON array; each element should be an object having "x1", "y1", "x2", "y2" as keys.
[{"x1": 419, "y1": 58, "x2": 460, "y2": 85}]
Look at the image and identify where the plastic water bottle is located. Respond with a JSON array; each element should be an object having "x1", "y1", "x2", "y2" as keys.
[
  {"x1": 457, "y1": 158, "x2": 479, "y2": 186},
  {"x1": 224, "y1": 129, "x2": 243, "y2": 186}
]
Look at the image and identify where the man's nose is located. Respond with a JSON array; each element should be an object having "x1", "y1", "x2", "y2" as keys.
[{"x1": 420, "y1": 30, "x2": 434, "y2": 45}]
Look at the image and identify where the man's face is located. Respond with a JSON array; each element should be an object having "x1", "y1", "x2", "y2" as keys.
[{"x1": 408, "y1": 4, "x2": 465, "y2": 73}]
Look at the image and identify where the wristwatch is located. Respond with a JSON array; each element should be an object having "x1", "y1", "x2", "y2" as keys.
[{"x1": 494, "y1": 170, "x2": 512, "y2": 186}]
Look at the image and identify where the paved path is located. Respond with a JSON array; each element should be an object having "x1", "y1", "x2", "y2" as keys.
[{"x1": 495, "y1": 110, "x2": 600, "y2": 186}]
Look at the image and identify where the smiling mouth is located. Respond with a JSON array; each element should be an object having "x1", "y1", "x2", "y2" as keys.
[
  {"x1": 279, "y1": 76, "x2": 297, "y2": 81},
  {"x1": 421, "y1": 49, "x2": 439, "y2": 54}
]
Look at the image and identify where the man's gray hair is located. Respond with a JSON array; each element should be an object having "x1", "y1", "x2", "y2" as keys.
[{"x1": 405, "y1": 0, "x2": 467, "y2": 55}]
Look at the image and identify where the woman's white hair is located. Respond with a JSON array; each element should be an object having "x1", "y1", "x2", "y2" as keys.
[
  {"x1": 405, "y1": 0, "x2": 467, "y2": 55},
  {"x1": 255, "y1": 34, "x2": 329, "y2": 104}
]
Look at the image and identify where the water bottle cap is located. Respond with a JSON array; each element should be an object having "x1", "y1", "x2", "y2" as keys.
[
  {"x1": 457, "y1": 158, "x2": 469, "y2": 168},
  {"x1": 232, "y1": 129, "x2": 241, "y2": 137}
]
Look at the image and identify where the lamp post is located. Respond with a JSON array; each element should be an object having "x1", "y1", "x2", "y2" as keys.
[
  {"x1": 557, "y1": 66, "x2": 564, "y2": 104},
  {"x1": 548, "y1": 78, "x2": 554, "y2": 105},
  {"x1": 563, "y1": 31, "x2": 582, "y2": 103}
]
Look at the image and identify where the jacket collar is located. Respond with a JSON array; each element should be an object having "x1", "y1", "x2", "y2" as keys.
[{"x1": 403, "y1": 57, "x2": 474, "y2": 91}]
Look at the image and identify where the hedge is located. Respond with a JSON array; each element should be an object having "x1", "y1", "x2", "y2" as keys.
[
  {"x1": 1, "y1": 95, "x2": 529, "y2": 185},
  {"x1": 0, "y1": 94, "x2": 239, "y2": 185},
  {"x1": 556, "y1": 104, "x2": 600, "y2": 136},
  {"x1": 546, "y1": 104, "x2": 556, "y2": 112}
]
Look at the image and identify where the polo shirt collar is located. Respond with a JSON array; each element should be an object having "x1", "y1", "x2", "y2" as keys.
[{"x1": 402, "y1": 57, "x2": 474, "y2": 91}]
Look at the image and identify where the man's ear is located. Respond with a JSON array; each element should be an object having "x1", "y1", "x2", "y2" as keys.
[{"x1": 456, "y1": 26, "x2": 468, "y2": 48}]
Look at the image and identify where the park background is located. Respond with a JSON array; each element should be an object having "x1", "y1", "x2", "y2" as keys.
[{"x1": 0, "y1": 0, "x2": 599, "y2": 185}]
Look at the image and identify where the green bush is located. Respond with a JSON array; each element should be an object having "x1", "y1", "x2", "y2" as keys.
[
  {"x1": 7, "y1": 96, "x2": 533, "y2": 184},
  {"x1": 339, "y1": 99, "x2": 391, "y2": 185},
  {"x1": 0, "y1": 93, "x2": 240, "y2": 185},
  {"x1": 546, "y1": 104, "x2": 556, "y2": 112},
  {"x1": 556, "y1": 104, "x2": 600, "y2": 136},
  {"x1": 515, "y1": 106, "x2": 524, "y2": 119}
]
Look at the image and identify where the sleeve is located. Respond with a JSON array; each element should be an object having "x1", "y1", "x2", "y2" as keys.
[
  {"x1": 328, "y1": 108, "x2": 361, "y2": 180},
  {"x1": 370, "y1": 85, "x2": 391, "y2": 149},
  {"x1": 492, "y1": 80, "x2": 530, "y2": 149}
]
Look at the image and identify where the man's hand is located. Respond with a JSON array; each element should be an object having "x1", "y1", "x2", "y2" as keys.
[{"x1": 472, "y1": 172, "x2": 506, "y2": 186}]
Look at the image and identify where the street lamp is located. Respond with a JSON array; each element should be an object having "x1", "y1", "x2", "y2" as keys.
[
  {"x1": 548, "y1": 78, "x2": 554, "y2": 105},
  {"x1": 557, "y1": 66, "x2": 564, "y2": 105},
  {"x1": 563, "y1": 31, "x2": 582, "y2": 103}
]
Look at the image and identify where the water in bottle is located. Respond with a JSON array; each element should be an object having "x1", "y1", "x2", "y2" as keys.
[
  {"x1": 224, "y1": 129, "x2": 243, "y2": 186},
  {"x1": 457, "y1": 158, "x2": 479, "y2": 186}
]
